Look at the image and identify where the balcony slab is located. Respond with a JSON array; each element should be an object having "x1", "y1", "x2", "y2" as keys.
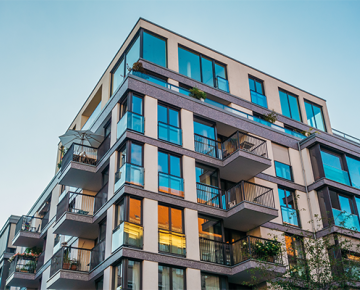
[
  {"x1": 47, "y1": 270, "x2": 92, "y2": 290},
  {"x1": 12, "y1": 231, "x2": 42, "y2": 248},
  {"x1": 6, "y1": 272, "x2": 38, "y2": 288}
]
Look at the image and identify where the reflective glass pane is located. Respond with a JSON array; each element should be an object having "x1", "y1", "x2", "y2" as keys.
[
  {"x1": 129, "y1": 198, "x2": 141, "y2": 225},
  {"x1": 169, "y1": 108, "x2": 179, "y2": 127},
  {"x1": 194, "y1": 121, "x2": 215, "y2": 139},
  {"x1": 119, "y1": 147, "x2": 127, "y2": 168},
  {"x1": 171, "y1": 208, "x2": 183, "y2": 233},
  {"x1": 125, "y1": 36, "x2": 140, "y2": 74},
  {"x1": 255, "y1": 80, "x2": 263, "y2": 94},
  {"x1": 158, "y1": 105, "x2": 167, "y2": 124},
  {"x1": 339, "y1": 196, "x2": 353, "y2": 214},
  {"x1": 112, "y1": 59, "x2": 124, "y2": 95},
  {"x1": 201, "y1": 274, "x2": 220, "y2": 290},
  {"x1": 130, "y1": 143, "x2": 142, "y2": 166},
  {"x1": 279, "y1": 91, "x2": 291, "y2": 118},
  {"x1": 114, "y1": 262, "x2": 123, "y2": 290},
  {"x1": 158, "y1": 266, "x2": 171, "y2": 290},
  {"x1": 346, "y1": 156, "x2": 360, "y2": 189},
  {"x1": 170, "y1": 155, "x2": 181, "y2": 177},
  {"x1": 214, "y1": 62, "x2": 226, "y2": 79},
  {"x1": 143, "y1": 31, "x2": 166, "y2": 67},
  {"x1": 172, "y1": 268, "x2": 184, "y2": 290},
  {"x1": 288, "y1": 95, "x2": 301, "y2": 122},
  {"x1": 158, "y1": 205, "x2": 169, "y2": 230},
  {"x1": 132, "y1": 96, "x2": 143, "y2": 115},
  {"x1": 201, "y1": 57, "x2": 214, "y2": 87},
  {"x1": 178, "y1": 47, "x2": 201, "y2": 82},
  {"x1": 116, "y1": 200, "x2": 125, "y2": 226},
  {"x1": 158, "y1": 152, "x2": 169, "y2": 174},
  {"x1": 275, "y1": 161, "x2": 292, "y2": 181},
  {"x1": 198, "y1": 217, "x2": 222, "y2": 241},
  {"x1": 313, "y1": 104, "x2": 325, "y2": 131},
  {"x1": 278, "y1": 188, "x2": 286, "y2": 207},
  {"x1": 127, "y1": 260, "x2": 141, "y2": 290},
  {"x1": 321, "y1": 151, "x2": 342, "y2": 170},
  {"x1": 248, "y1": 78, "x2": 255, "y2": 91},
  {"x1": 286, "y1": 190, "x2": 295, "y2": 209}
]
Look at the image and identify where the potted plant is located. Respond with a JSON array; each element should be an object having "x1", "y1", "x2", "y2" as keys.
[
  {"x1": 127, "y1": 61, "x2": 145, "y2": 75},
  {"x1": 63, "y1": 251, "x2": 71, "y2": 270},
  {"x1": 189, "y1": 87, "x2": 207, "y2": 101},
  {"x1": 263, "y1": 110, "x2": 278, "y2": 124},
  {"x1": 70, "y1": 259, "x2": 79, "y2": 271}
]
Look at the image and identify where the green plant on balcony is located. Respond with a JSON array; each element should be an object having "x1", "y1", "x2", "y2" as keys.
[
  {"x1": 189, "y1": 87, "x2": 207, "y2": 101},
  {"x1": 70, "y1": 259, "x2": 79, "y2": 270},
  {"x1": 263, "y1": 110, "x2": 278, "y2": 123},
  {"x1": 57, "y1": 147, "x2": 67, "y2": 169},
  {"x1": 127, "y1": 61, "x2": 145, "y2": 74},
  {"x1": 252, "y1": 240, "x2": 281, "y2": 262},
  {"x1": 300, "y1": 127, "x2": 320, "y2": 137},
  {"x1": 25, "y1": 246, "x2": 42, "y2": 255},
  {"x1": 63, "y1": 250, "x2": 71, "y2": 270}
]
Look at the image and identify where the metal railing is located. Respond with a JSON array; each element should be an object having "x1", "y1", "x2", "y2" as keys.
[
  {"x1": 97, "y1": 134, "x2": 111, "y2": 162},
  {"x1": 15, "y1": 216, "x2": 43, "y2": 237},
  {"x1": 112, "y1": 222, "x2": 143, "y2": 252},
  {"x1": 194, "y1": 134, "x2": 221, "y2": 158},
  {"x1": 61, "y1": 143, "x2": 98, "y2": 171},
  {"x1": 158, "y1": 172, "x2": 184, "y2": 197},
  {"x1": 36, "y1": 251, "x2": 45, "y2": 272},
  {"x1": 41, "y1": 210, "x2": 50, "y2": 231},
  {"x1": 50, "y1": 247, "x2": 92, "y2": 277},
  {"x1": 89, "y1": 239, "x2": 105, "y2": 270},
  {"x1": 199, "y1": 236, "x2": 283, "y2": 266},
  {"x1": 158, "y1": 229, "x2": 186, "y2": 256},
  {"x1": 196, "y1": 183, "x2": 221, "y2": 208},
  {"x1": 94, "y1": 183, "x2": 108, "y2": 214},
  {"x1": 9, "y1": 254, "x2": 39, "y2": 275},
  {"x1": 332, "y1": 129, "x2": 360, "y2": 145},
  {"x1": 56, "y1": 192, "x2": 95, "y2": 221}
]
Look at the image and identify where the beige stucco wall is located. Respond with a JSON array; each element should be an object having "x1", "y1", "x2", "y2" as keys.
[
  {"x1": 262, "y1": 140, "x2": 276, "y2": 176},
  {"x1": 40, "y1": 267, "x2": 50, "y2": 290},
  {"x1": 143, "y1": 198, "x2": 158, "y2": 253},
  {"x1": 111, "y1": 103, "x2": 120, "y2": 146},
  {"x1": 296, "y1": 190, "x2": 312, "y2": 232},
  {"x1": 289, "y1": 148, "x2": 305, "y2": 185},
  {"x1": 105, "y1": 205, "x2": 115, "y2": 258},
  {"x1": 181, "y1": 109, "x2": 194, "y2": 150},
  {"x1": 182, "y1": 156, "x2": 197, "y2": 202},
  {"x1": 144, "y1": 144, "x2": 158, "y2": 192},
  {"x1": 186, "y1": 268, "x2": 201, "y2": 290},
  {"x1": 144, "y1": 95, "x2": 157, "y2": 139},
  {"x1": 143, "y1": 261, "x2": 158, "y2": 290},
  {"x1": 184, "y1": 208, "x2": 200, "y2": 260},
  {"x1": 301, "y1": 148, "x2": 315, "y2": 185},
  {"x1": 103, "y1": 266, "x2": 113, "y2": 290}
]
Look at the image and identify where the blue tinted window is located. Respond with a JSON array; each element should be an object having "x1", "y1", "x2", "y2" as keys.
[
  {"x1": 214, "y1": 62, "x2": 226, "y2": 79},
  {"x1": 288, "y1": 95, "x2": 301, "y2": 122},
  {"x1": 130, "y1": 143, "x2": 142, "y2": 166},
  {"x1": 169, "y1": 109, "x2": 179, "y2": 128},
  {"x1": 321, "y1": 151, "x2": 342, "y2": 169},
  {"x1": 346, "y1": 156, "x2": 360, "y2": 189},
  {"x1": 279, "y1": 90, "x2": 301, "y2": 122},
  {"x1": 132, "y1": 96, "x2": 143, "y2": 115},
  {"x1": 112, "y1": 59, "x2": 124, "y2": 95},
  {"x1": 248, "y1": 78, "x2": 255, "y2": 91},
  {"x1": 201, "y1": 57, "x2": 214, "y2": 87},
  {"x1": 305, "y1": 101, "x2": 325, "y2": 131},
  {"x1": 170, "y1": 155, "x2": 181, "y2": 177},
  {"x1": 158, "y1": 151, "x2": 168, "y2": 174},
  {"x1": 125, "y1": 36, "x2": 140, "y2": 74},
  {"x1": 275, "y1": 161, "x2": 292, "y2": 181},
  {"x1": 255, "y1": 80, "x2": 263, "y2": 95},
  {"x1": 158, "y1": 105, "x2": 167, "y2": 124},
  {"x1": 178, "y1": 47, "x2": 201, "y2": 82},
  {"x1": 143, "y1": 31, "x2": 166, "y2": 67},
  {"x1": 158, "y1": 152, "x2": 181, "y2": 177},
  {"x1": 278, "y1": 188, "x2": 286, "y2": 207},
  {"x1": 194, "y1": 121, "x2": 215, "y2": 140},
  {"x1": 279, "y1": 90, "x2": 291, "y2": 118},
  {"x1": 339, "y1": 195, "x2": 353, "y2": 214}
]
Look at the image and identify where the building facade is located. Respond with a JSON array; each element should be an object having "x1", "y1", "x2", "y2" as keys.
[{"x1": 2, "y1": 18, "x2": 360, "y2": 290}]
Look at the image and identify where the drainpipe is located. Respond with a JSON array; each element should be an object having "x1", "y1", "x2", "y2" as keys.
[{"x1": 298, "y1": 140, "x2": 316, "y2": 239}]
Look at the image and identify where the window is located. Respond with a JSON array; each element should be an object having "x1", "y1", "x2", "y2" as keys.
[
  {"x1": 285, "y1": 235, "x2": 307, "y2": 277},
  {"x1": 114, "y1": 259, "x2": 141, "y2": 290},
  {"x1": 198, "y1": 216, "x2": 222, "y2": 241},
  {"x1": 249, "y1": 75, "x2": 267, "y2": 108},
  {"x1": 178, "y1": 46, "x2": 229, "y2": 92},
  {"x1": 278, "y1": 188, "x2": 299, "y2": 227},
  {"x1": 115, "y1": 197, "x2": 142, "y2": 227},
  {"x1": 158, "y1": 205, "x2": 185, "y2": 256},
  {"x1": 158, "y1": 151, "x2": 183, "y2": 197},
  {"x1": 158, "y1": 265, "x2": 185, "y2": 290},
  {"x1": 304, "y1": 100, "x2": 326, "y2": 131},
  {"x1": 194, "y1": 118, "x2": 219, "y2": 158},
  {"x1": 118, "y1": 93, "x2": 144, "y2": 137},
  {"x1": 82, "y1": 102, "x2": 102, "y2": 130},
  {"x1": 196, "y1": 164, "x2": 220, "y2": 208},
  {"x1": 158, "y1": 104, "x2": 182, "y2": 145},
  {"x1": 346, "y1": 156, "x2": 360, "y2": 189},
  {"x1": 143, "y1": 31, "x2": 166, "y2": 67},
  {"x1": 95, "y1": 277, "x2": 103, "y2": 290},
  {"x1": 279, "y1": 89, "x2": 301, "y2": 122},
  {"x1": 201, "y1": 273, "x2": 228, "y2": 290},
  {"x1": 321, "y1": 149, "x2": 350, "y2": 186},
  {"x1": 273, "y1": 143, "x2": 293, "y2": 181}
]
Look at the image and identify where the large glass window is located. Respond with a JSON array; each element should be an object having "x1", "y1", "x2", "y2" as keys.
[
  {"x1": 273, "y1": 143, "x2": 292, "y2": 181},
  {"x1": 201, "y1": 57, "x2": 214, "y2": 87},
  {"x1": 304, "y1": 100, "x2": 326, "y2": 131},
  {"x1": 321, "y1": 150, "x2": 350, "y2": 186},
  {"x1": 198, "y1": 216, "x2": 222, "y2": 241},
  {"x1": 158, "y1": 152, "x2": 183, "y2": 197},
  {"x1": 278, "y1": 188, "x2": 299, "y2": 227},
  {"x1": 118, "y1": 94, "x2": 144, "y2": 138},
  {"x1": 114, "y1": 259, "x2": 141, "y2": 290},
  {"x1": 158, "y1": 265, "x2": 185, "y2": 290},
  {"x1": 125, "y1": 37, "x2": 140, "y2": 75},
  {"x1": 115, "y1": 197, "x2": 142, "y2": 227},
  {"x1": 178, "y1": 46, "x2": 201, "y2": 82},
  {"x1": 346, "y1": 156, "x2": 360, "y2": 189},
  {"x1": 249, "y1": 75, "x2": 267, "y2": 108},
  {"x1": 112, "y1": 59, "x2": 125, "y2": 95},
  {"x1": 285, "y1": 235, "x2": 307, "y2": 277},
  {"x1": 158, "y1": 104, "x2": 181, "y2": 145},
  {"x1": 194, "y1": 119, "x2": 219, "y2": 158},
  {"x1": 143, "y1": 31, "x2": 166, "y2": 67},
  {"x1": 279, "y1": 89, "x2": 301, "y2": 122}
]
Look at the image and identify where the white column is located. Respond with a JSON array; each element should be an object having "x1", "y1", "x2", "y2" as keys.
[
  {"x1": 144, "y1": 95, "x2": 157, "y2": 139},
  {"x1": 185, "y1": 208, "x2": 200, "y2": 260},
  {"x1": 105, "y1": 204, "x2": 115, "y2": 258},
  {"x1": 144, "y1": 144, "x2": 158, "y2": 192},
  {"x1": 111, "y1": 103, "x2": 120, "y2": 146},
  {"x1": 143, "y1": 198, "x2": 158, "y2": 253},
  {"x1": 103, "y1": 266, "x2": 113, "y2": 290},
  {"x1": 182, "y1": 156, "x2": 197, "y2": 202},
  {"x1": 181, "y1": 109, "x2": 194, "y2": 151},
  {"x1": 143, "y1": 261, "x2": 158, "y2": 290},
  {"x1": 186, "y1": 268, "x2": 201, "y2": 290}
]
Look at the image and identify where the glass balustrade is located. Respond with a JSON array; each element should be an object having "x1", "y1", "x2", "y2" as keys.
[
  {"x1": 114, "y1": 164, "x2": 144, "y2": 192},
  {"x1": 117, "y1": 111, "x2": 144, "y2": 139},
  {"x1": 332, "y1": 208, "x2": 360, "y2": 231},
  {"x1": 158, "y1": 122, "x2": 182, "y2": 145},
  {"x1": 112, "y1": 222, "x2": 143, "y2": 252},
  {"x1": 158, "y1": 172, "x2": 184, "y2": 197},
  {"x1": 323, "y1": 164, "x2": 351, "y2": 186}
]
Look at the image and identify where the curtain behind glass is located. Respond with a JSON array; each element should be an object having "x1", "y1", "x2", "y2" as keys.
[
  {"x1": 172, "y1": 268, "x2": 184, "y2": 290},
  {"x1": 128, "y1": 260, "x2": 141, "y2": 290},
  {"x1": 201, "y1": 274, "x2": 220, "y2": 290},
  {"x1": 159, "y1": 265, "x2": 170, "y2": 290}
]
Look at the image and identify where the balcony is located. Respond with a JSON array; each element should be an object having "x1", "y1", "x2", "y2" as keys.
[
  {"x1": 97, "y1": 134, "x2": 111, "y2": 162},
  {"x1": 158, "y1": 122, "x2": 182, "y2": 146},
  {"x1": 194, "y1": 131, "x2": 270, "y2": 182},
  {"x1": 158, "y1": 229, "x2": 186, "y2": 256},
  {"x1": 60, "y1": 143, "x2": 103, "y2": 191},
  {"x1": 158, "y1": 172, "x2": 184, "y2": 198},
  {"x1": 332, "y1": 208, "x2": 360, "y2": 232},
  {"x1": 117, "y1": 111, "x2": 144, "y2": 139},
  {"x1": 250, "y1": 91, "x2": 268, "y2": 108},
  {"x1": 6, "y1": 254, "x2": 39, "y2": 288},
  {"x1": 199, "y1": 236, "x2": 285, "y2": 283},
  {"x1": 323, "y1": 164, "x2": 351, "y2": 186},
  {"x1": 53, "y1": 192, "x2": 99, "y2": 239},
  {"x1": 114, "y1": 163, "x2": 144, "y2": 192},
  {"x1": 12, "y1": 216, "x2": 44, "y2": 248},
  {"x1": 197, "y1": 181, "x2": 277, "y2": 231},
  {"x1": 112, "y1": 222, "x2": 143, "y2": 252}
]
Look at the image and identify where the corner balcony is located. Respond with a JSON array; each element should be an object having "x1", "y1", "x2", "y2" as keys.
[
  {"x1": 199, "y1": 236, "x2": 285, "y2": 283},
  {"x1": 114, "y1": 163, "x2": 144, "y2": 192},
  {"x1": 12, "y1": 216, "x2": 44, "y2": 248},
  {"x1": 117, "y1": 111, "x2": 144, "y2": 139},
  {"x1": 6, "y1": 254, "x2": 41, "y2": 288},
  {"x1": 53, "y1": 189, "x2": 107, "y2": 239},
  {"x1": 194, "y1": 131, "x2": 270, "y2": 182},
  {"x1": 112, "y1": 222, "x2": 143, "y2": 252},
  {"x1": 197, "y1": 181, "x2": 277, "y2": 231},
  {"x1": 59, "y1": 143, "x2": 103, "y2": 191},
  {"x1": 47, "y1": 242, "x2": 105, "y2": 289}
]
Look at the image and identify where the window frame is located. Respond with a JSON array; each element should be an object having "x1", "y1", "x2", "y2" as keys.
[
  {"x1": 285, "y1": 234, "x2": 307, "y2": 277},
  {"x1": 113, "y1": 258, "x2": 142, "y2": 290},
  {"x1": 158, "y1": 150, "x2": 183, "y2": 178},
  {"x1": 158, "y1": 264, "x2": 186, "y2": 290},
  {"x1": 158, "y1": 203, "x2": 184, "y2": 234},
  {"x1": 119, "y1": 92, "x2": 144, "y2": 120},
  {"x1": 278, "y1": 187, "x2": 300, "y2": 227},
  {"x1": 115, "y1": 195, "x2": 143, "y2": 228},
  {"x1": 274, "y1": 160, "x2": 294, "y2": 182},
  {"x1": 141, "y1": 28, "x2": 168, "y2": 68},
  {"x1": 278, "y1": 88, "x2": 302, "y2": 122},
  {"x1": 248, "y1": 75, "x2": 265, "y2": 95},
  {"x1": 117, "y1": 140, "x2": 144, "y2": 169},
  {"x1": 304, "y1": 99, "x2": 327, "y2": 132},
  {"x1": 158, "y1": 102, "x2": 181, "y2": 129}
]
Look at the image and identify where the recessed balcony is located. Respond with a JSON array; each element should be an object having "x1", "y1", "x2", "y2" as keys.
[
  {"x1": 12, "y1": 216, "x2": 44, "y2": 248},
  {"x1": 197, "y1": 181, "x2": 277, "y2": 231},
  {"x1": 6, "y1": 254, "x2": 40, "y2": 288}
]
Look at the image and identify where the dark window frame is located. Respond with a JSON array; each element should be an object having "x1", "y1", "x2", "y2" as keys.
[
  {"x1": 117, "y1": 140, "x2": 144, "y2": 169},
  {"x1": 113, "y1": 258, "x2": 142, "y2": 290},
  {"x1": 278, "y1": 186, "x2": 300, "y2": 227},
  {"x1": 115, "y1": 195, "x2": 143, "y2": 228},
  {"x1": 158, "y1": 203, "x2": 185, "y2": 234},
  {"x1": 158, "y1": 102, "x2": 181, "y2": 129},
  {"x1": 279, "y1": 88, "x2": 302, "y2": 122},
  {"x1": 248, "y1": 75, "x2": 266, "y2": 95},
  {"x1": 304, "y1": 99, "x2": 327, "y2": 132},
  {"x1": 141, "y1": 28, "x2": 168, "y2": 68},
  {"x1": 274, "y1": 160, "x2": 294, "y2": 182},
  {"x1": 158, "y1": 264, "x2": 186, "y2": 290},
  {"x1": 158, "y1": 150, "x2": 183, "y2": 178},
  {"x1": 285, "y1": 234, "x2": 307, "y2": 277},
  {"x1": 119, "y1": 92, "x2": 144, "y2": 121}
]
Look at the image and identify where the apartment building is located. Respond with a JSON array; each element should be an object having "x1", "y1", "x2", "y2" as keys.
[{"x1": 2, "y1": 18, "x2": 360, "y2": 290}]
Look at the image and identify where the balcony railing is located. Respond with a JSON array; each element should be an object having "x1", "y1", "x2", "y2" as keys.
[
  {"x1": 332, "y1": 208, "x2": 360, "y2": 231},
  {"x1": 216, "y1": 76, "x2": 229, "y2": 93},
  {"x1": 56, "y1": 192, "x2": 95, "y2": 221},
  {"x1": 41, "y1": 211, "x2": 50, "y2": 231},
  {"x1": 61, "y1": 143, "x2": 97, "y2": 171},
  {"x1": 94, "y1": 183, "x2": 108, "y2": 214},
  {"x1": 196, "y1": 181, "x2": 275, "y2": 210},
  {"x1": 112, "y1": 222, "x2": 143, "y2": 252},
  {"x1": 158, "y1": 229, "x2": 186, "y2": 256},
  {"x1": 35, "y1": 251, "x2": 45, "y2": 272},
  {"x1": 323, "y1": 164, "x2": 351, "y2": 186},
  {"x1": 199, "y1": 236, "x2": 283, "y2": 266},
  {"x1": 117, "y1": 111, "x2": 144, "y2": 139},
  {"x1": 194, "y1": 131, "x2": 267, "y2": 160},
  {"x1": 9, "y1": 254, "x2": 39, "y2": 275},
  {"x1": 158, "y1": 122, "x2": 182, "y2": 146},
  {"x1": 50, "y1": 247, "x2": 92, "y2": 277},
  {"x1": 131, "y1": 71, "x2": 305, "y2": 140},
  {"x1": 250, "y1": 91, "x2": 268, "y2": 108},
  {"x1": 97, "y1": 134, "x2": 111, "y2": 162},
  {"x1": 114, "y1": 164, "x2": 144, "y2": 192},
  {"x1": 158, "y1": 172, "x2": 184, "y2": 197},
  {"x1": 15, "y1": 216, "x2": 43, "y2": 237},
  {"x1": 89, "y1": 239, "x2": 105, "y2": 270},
  {"x1": 333, "y1": 128, "x2": 360, "y2": 145}
]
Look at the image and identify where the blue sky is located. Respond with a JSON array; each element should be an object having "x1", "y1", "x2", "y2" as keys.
[{"x1": 0, "y1": 0, "x2": 359, "y2": 224}]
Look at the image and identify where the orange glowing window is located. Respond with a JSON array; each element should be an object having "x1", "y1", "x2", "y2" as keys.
[
  {"x1": 171, "y1": 208, "x2": 183, "y2": 233},
  {"x1": 158, "y1": 205, "x2": 169, "y2": 230},
  {"x1": 129, "y1": 198, "x2": 141, "y2": 225}
]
